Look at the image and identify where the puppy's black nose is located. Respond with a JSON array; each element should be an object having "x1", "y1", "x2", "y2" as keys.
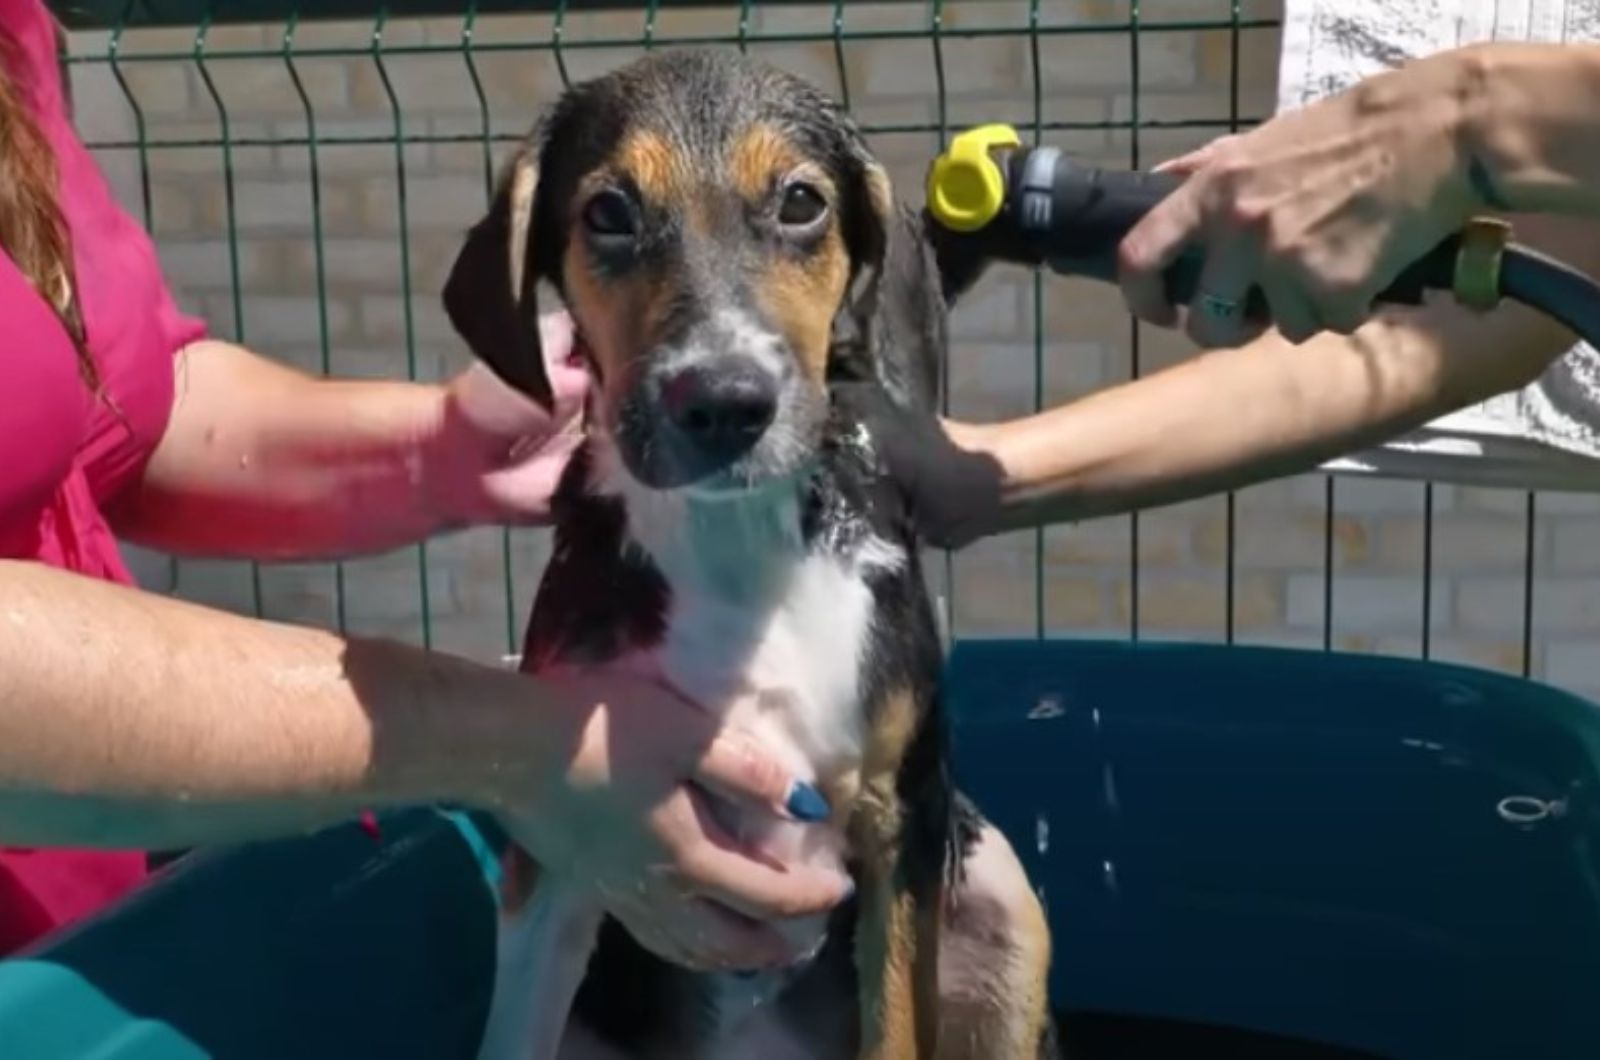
[{"x1": 661, "y1": 361, "x2": 779, "y2": 457}]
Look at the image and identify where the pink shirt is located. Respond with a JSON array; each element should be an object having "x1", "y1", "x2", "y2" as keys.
[{"x1": 0, "y1": 0, "x2": 209, "y2": 954}]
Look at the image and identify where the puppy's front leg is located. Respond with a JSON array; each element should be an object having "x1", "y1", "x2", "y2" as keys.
[
  {"x1": 477, "y1": 852, "x2": 603, "y2": 1060},
  {"x1": 852, "y1": 690, "x2": 943, "y2": 1060},
  {"x1": 855, "y1": 857, "x2": 941, "y2": 1059}
]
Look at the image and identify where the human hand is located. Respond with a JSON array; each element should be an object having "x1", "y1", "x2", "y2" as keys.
[
  {"x1": 499, "y1": 667, "x2": 850, "y2": 973},
  {"x1": 1118, "y1": 49, "x2": 1488, "y2": 348},
  {"x1": 436, "y1": 310, "x2": 591, "y2": 527}
]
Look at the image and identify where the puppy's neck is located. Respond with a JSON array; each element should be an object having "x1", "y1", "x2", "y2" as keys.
[{"x1": 588, "y1": 435, "x2": 811, "y2": 607}]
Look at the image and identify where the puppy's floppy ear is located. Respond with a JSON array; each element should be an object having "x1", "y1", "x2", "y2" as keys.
[
  {"x1": 828, "y1": 112, "x2": 906, "y2": 386},
  {"x1": 830, "y1": 113, "x2": 950, "y2": 412},
  {"x1": 828, "y1": 114, "x2": 892, "y2": 358},
  {"x1": 837, "y1": 113, "x2": 895, "y2": 324},
  {"x1": 443, "y1": 125, "x2": 554, "y2": 409}
]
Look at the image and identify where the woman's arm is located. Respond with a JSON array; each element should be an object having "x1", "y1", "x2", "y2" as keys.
[
  {"x1": 110, "y1": 314, "x2": 585, "y2": 561},
  {"x1": 904, "y1": 212, "x2": 1595, "y2": 548},
  {"x1": 0, "y1": 559, "x2": 520, "y2": 847},
  {"x1": 953, "y1": 294, "x2": 1563, "y2": 538},
  {"x1": 0, "y1": 559, "x2": 845, "y2": 967},
  {"x1": 1464, "y1": 42, "x2": 1600, "y2": 217}
]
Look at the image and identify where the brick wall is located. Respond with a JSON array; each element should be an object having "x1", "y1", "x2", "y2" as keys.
[{"x1": 59, "y1": 1, "x2": 1600, "y2": 702}]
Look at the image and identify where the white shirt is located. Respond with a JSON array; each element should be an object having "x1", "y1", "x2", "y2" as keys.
[{"x1": 1280, "y1": 0, "x2": 1600, "y2": 492}]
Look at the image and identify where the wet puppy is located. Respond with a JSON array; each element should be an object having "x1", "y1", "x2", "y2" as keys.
[{"x1": 442, "y1": 48, "x2": 1058, "y2": 1060}]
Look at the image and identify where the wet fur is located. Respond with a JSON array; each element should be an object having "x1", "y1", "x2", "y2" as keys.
[{"x1": 442, "y1": 49, "x2": 1058, "y2": 1060}]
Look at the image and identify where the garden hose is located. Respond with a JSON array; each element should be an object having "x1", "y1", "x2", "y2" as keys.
[{"x1": 923, "y1": 123, "x2": 1600, "y2": 349}]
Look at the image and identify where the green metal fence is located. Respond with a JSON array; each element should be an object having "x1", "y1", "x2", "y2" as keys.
[{"x1": 53, "y1": 1, "x2": 1574, "y2": 694}]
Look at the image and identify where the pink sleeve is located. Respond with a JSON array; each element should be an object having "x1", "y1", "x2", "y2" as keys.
[
  {"x1": 0, "y1": 249, "x2": 93, "y2": 541},
  {"x1": 3, "y1": 0, "x2": 211, "y2": 504}
]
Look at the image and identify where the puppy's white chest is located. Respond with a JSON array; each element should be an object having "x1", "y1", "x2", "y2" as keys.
[
  {"x1": 659, "y1": 549, "x2": 880, "y2": 781},
  {"x1": 600, "y1": 460, "x2": 906, "y2": 787}
]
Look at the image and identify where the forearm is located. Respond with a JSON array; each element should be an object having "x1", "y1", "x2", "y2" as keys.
[
  {"x1": 953, "y1": 325, "x2": 1465, "y2": 534},
  {"x1": 948, "y1": 285, "x2": 1572, "y2": 541},
  {"x1": 0, "y1": 559, "x2": 533, "y2": 848},
  {"x1": 1457, "y1": 42, "x2": 1600, "y2": 216},
  {"x1": 113, "y1": 341, "x2": 485, "y2": 561},
  {"x1": 937, "y1": 205, "x2": 1600, "y2": 541}
]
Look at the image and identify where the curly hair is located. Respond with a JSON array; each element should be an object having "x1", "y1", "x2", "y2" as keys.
[{"x1": 0, "y1": 20, "x2": 97, "y2": 390}]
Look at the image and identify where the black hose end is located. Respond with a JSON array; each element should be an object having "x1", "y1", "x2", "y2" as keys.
[{"x1": 922, "y1": 204, "x2": 1035, "y2": 304}]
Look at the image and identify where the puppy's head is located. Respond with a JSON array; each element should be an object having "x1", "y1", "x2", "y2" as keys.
[{"x1": 444, "y1": 49, "x2": 893, "y2": 494}]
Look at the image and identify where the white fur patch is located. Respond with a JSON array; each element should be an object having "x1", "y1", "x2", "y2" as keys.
[
  {"x1": 603, "y1": 436, "x2": 898, "y2": 768},
  {"x1": 646, "y1": 308, "x2": 785, "y2": 380},
  {"x1": 715, "y1": 308, "x2": 786, "y2": 375},
  {"x1": 660, "y1": 491, "x2": 900, "y2": 989},
  {"x1": 664, "y1": 539, "x2": 880, "y2": 776},
  {"x1": 855, "y1": 532, "x2": 906, "y2": 575},
  {"x1": 594, "y1": 421, "x2": 904, "y2": 955}
]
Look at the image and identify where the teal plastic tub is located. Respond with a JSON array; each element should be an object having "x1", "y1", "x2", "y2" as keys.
[{"x1": 2, "y1": 640, "x2": 1598, "y2": 1059}]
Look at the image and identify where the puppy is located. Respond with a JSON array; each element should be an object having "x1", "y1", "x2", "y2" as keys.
[{"x1": 443, "y1": 48, "x2": 1058, "y2": 1060}]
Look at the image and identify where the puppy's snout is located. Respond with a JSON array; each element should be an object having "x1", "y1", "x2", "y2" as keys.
[{"x1": 661, "y1": 360, "x2": 779, "y2": 458}]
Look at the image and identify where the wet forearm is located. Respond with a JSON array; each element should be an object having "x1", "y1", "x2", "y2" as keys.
[
  {"x1": 949, "y1": 289, "x2": 1574, "y2": 539},
  {"x1": 953, "y1": 324, "x2": 1449, "y2": 532},
  {"x1": 0, "y1": 559, "x2": 533, "y2": 848},
  {"x1": 937, "y1": 205, "x2": 1600, "y2": 541}
]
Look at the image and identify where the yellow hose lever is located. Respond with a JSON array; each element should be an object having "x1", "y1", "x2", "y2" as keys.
[{"x1": 925, "y1": 123, "x2": 1022, "y2": 233}]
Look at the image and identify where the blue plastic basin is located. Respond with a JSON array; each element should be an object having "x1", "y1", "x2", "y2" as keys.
[{"x1": 1, "y1": 639, "x2": 1597, "y2": 1059}]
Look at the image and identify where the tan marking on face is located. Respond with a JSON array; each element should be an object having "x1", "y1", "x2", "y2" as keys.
[
  {"x1": 561, "y1": 231, "x2": 676, "y2": 423},
  {"x1": 761, "y1": 158, "x2": 893, "y2": 386},
  {"x1": 820, "y1": 769, "x2": 861, "y2": 826},
  {"x1": 614, "y1": 127, "x2": 689, "y2": 209},
  {"x1": 729, "y1": 122, "x2": 805, "y2": 201},
  {"x1": 563, "y1": 132, "x2": 696, "y2": 422},
  {"x1": 755, "y1": 227, "x2": 850, "y2": 386},
  {"x1": 729, "y1": 123, "x2": 854, "y2": 382}
]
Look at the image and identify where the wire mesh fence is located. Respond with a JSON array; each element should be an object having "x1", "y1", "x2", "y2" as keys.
[{"x1": 55, "y1": 1, "x2": 1599, "y2": 703}]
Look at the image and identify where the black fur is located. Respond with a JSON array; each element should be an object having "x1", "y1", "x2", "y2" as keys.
[{"x1": 522, "y1": 444, "x2": 670, "y2": 671}]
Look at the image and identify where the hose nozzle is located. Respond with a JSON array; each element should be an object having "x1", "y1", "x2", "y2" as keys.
[
  {"x1": 925, "y1": 122, "x2": 1190, "y2": 292},
  {"x1": 923, "y1": 124, "x2": 1600, "y2": 356},
  {"x1": 924, "y1": 122, "x2": 1467, "y2": 313}
]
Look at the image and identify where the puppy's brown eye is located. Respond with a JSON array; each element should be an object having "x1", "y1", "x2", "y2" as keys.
[
  {"x1": 777, "y1": 183, "x2": 827, "y2": 228},
  {"x1": 583, "y1": 190, "x2": 636, "y2": 238}
]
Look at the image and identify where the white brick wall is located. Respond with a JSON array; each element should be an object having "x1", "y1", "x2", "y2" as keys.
[{"x1": 61, "y1": 2, "x2": 1600, "y2": 705}]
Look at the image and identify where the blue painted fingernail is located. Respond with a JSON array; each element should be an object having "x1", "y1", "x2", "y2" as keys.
[{"x1": 785, "y1": 781, "x2": 831, "y2": 822}]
